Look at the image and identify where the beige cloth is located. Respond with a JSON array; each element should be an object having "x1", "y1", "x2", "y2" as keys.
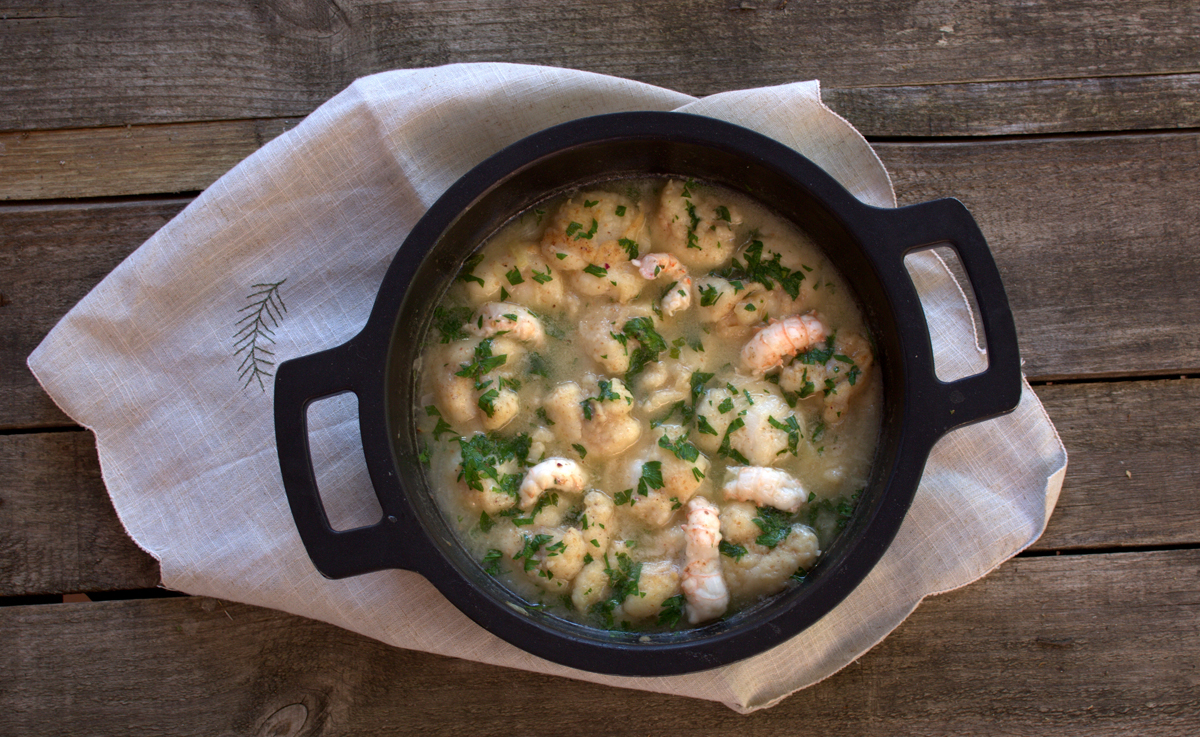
[{"x1": 28, "y1": 64, "x2": 1066, "y2": 713}]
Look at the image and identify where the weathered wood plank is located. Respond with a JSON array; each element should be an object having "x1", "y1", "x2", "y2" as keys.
[
  {"x1": 824, "y1": 73, "x2": 1200, "y2": 138},
  {"x1": 0, "y1": 118, "x2": 300, "y2": 201},
  {"x1": 0, "y1": 198, "x2": 189, "y2": 430},
  {"x1": 879, "y1": 131, "x2": 1200, "y2": 380},
  {"x1": 8, "y1": 71, "x2": 1200, "y2": 203},
  {"x1": 3, "y1": 131, "x2": 1197, "y2": 429},
  {"x1": 3, "y1": 549, "x2": 1197, "y2": 734},
  {"x1": 1031, "y1": 378, "x2": 1200, "y2": 552},
  {"x1": 0, "y1": 430, "x2": 159, "y2": 597},
  {"x1": 3, "y1": 0, "x2": 1200, "y2": 131},
  {"x1": 0, "y1": 379, "x2": 1193, "y2": 597}
]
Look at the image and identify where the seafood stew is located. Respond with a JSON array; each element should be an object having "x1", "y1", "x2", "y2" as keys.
[{"x1": 416, "y1": 177, "x2": 882, "y2": 632}]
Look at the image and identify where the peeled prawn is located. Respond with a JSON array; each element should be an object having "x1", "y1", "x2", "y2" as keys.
[
  {"x1": 519, "y1": 458, "x2": 587, "y2": 510},
  {"x1": 659, "y1": 278, "x2": 692, "y2": 317},
  {"x1": 465, "y1": 302, "x2": 545, "y2": 345},
  {"x1": 632, "y1": 252, "x2": 687, "y2": 280},
  {"x1": 680, "y1": 497, "x2": 729, "y2": 624},
  {"x1": 740, "y1": 313, "x2": 827, "y2": 374},
  {"x1": 632, "y1": 253, "x2": 692, "y2": 317},
  {"x1": 722, "y1": 466, "x2": 808, "y2": 513}
]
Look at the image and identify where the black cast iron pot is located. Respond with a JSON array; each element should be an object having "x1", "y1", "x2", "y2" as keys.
[{"x1": 274, "y1": 112, "x2": 1021, "y2": 676}]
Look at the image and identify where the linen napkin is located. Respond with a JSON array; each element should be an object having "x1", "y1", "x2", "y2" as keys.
[{"x1": 28, "y1": 63, "x2": 1067, "y2": 713}]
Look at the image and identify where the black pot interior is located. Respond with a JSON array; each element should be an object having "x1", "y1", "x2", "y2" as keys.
[{"x1": 380, "y1": 124, "x2": 913, "y2": 671}]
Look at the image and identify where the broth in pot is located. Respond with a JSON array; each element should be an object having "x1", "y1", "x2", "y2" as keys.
[{"x1": 416, "y1": 178, "x2": 881, "y2": 632}]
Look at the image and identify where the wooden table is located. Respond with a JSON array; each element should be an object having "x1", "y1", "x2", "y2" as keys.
[{"x1": 3, "y1": 2, "x2": 1198, "y2": 733}]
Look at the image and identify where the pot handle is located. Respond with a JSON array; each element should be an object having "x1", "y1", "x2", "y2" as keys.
[
  {"x1": 274, "y1": 340, "x2": 411, "y2": 579},
  {"x1": 879, "y1": 197, "x2": 1022, "y2": 435}
]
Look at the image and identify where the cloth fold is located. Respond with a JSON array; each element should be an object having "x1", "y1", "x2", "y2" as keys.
[{"x1": 28, "y1": 63, "x2": 1066, "y2": 713}]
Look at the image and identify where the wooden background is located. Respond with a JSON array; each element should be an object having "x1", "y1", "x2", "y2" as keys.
[{"x1": 2, "y1": 1, "x2": 1198, "y2": 733}]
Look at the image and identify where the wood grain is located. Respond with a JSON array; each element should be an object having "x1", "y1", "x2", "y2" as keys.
[
  {"x1": 0, "y1": 431, "x2": 159, "y2": 597},
  {"x1": 879, "y1": 131, "x2": 1200, "y2": 380},
  {"x1": 1032, "y1": 379, "x2": 1200, "y2": 552},
  {"x1": 7, "y1": 70, "x2": 1200, "y2": 203},
  {"x1": 2, "y1": 549, "x2": 1197, "y2": 734},
  {"x1": 0, "y1": 118, "x2": 301, "y2": 201},
  {"x1": 0, "y1": 378, "x2": 1194, "y2": 597},
  {"x1": 824, "y1": 73, "x2": 1200, "y2": 138},
  {"x1": 3, "y1": 130, "x2": 1197, "y2": 429},
  {"x1": 3, "y1": 0, "x2": 1200, "y2": 131},
  {"x1": 0, "y1": 198, "x2": 189, "y2": 430},
  {"x1": 1032, "y1": 381, "x2": 1200, "y2": 554}
]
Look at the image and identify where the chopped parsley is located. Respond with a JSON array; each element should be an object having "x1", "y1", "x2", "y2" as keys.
[
  {"x1": 530, "y1": 266, "x2": 554, "y2": 284},
  {"x1": 583, "y1": 263, "x2": 608, "y2": 278},
  {"x1": 476, "y1": 387, "x2": 501, "y2": 417},
  {"x1": 590, "y1": 552, "x2": 642, "y2": 627},
  {"x1": 431, "y1": 305, "x2": 474, "y2": 343},
  {"x1": 528, "y1": 352, "x2": 550, "y2": 379},
  {"x1": 567, "y1": 218, "x2": 598, "y2": 240},
  {"x1": 714, "y1": 205, "x2": 732, "y2": 222},
  {"x1": 719, "y1": 540, "x2": 748, "y2": 561},
  {"x1": 753, "y1": 506, "x2": 793, "y2": 548},
  {"x1": 795, "y1": 333, "x2": 837, "y2": 365},
  {"x1": 650, "y1": 400, "x2": 687, "y2": 429},
  {"x1": 768, "y1": 414, "x2": 803, "y2": 455},
  {"x1": 636, "y1": 460, "x2": 664, "y2": 497},
  {"x1": 696, "y1": 414, "x2": 719, "y2": 436},
  {"x1": 456, "y1": 432, "x2": 532, "y2": 492},
  {"x1": 509, "y1": 492, "x2": 559, "y2": 526},
  {"x1": 481, "y1": 548, "x2": 504, "y2": 575},
  {"x1": 684, "y1": 200, "x2": 701, "y2": 250},
  {"x1": 717, "y1": 397, "x2": 734, "y2": 414},
  {"x1": 505, "y1": 267, "x2": 525, "y2": 286},
  {"x1": 580, "y1": 378, "x2": 623, "y2": 420},
  {"x1": 717, "y1": 416, "x2": 748, "y2": 464},
  {"x1": 657, "y1": 593, "x2": 685, "y2": 628},
  {"x1": 689, "y1": 371, "x2": 714, "y2": 405},
  {"x1": 618, "y1": 238, "x2": 639, "y2": 260},
  {"x1": 479, "y1": 511, "x2": 495, "y2": 532},
  {"x1": 711, "y1": 240, "x2": 805, "y2": 299},
  {"x1": 457, "y1": 253, "x2": 486, "y2": 287},
  {"x1": 572, "y1": 443, "x2": 588, "y2": 458},
  {"x1": 658, "y1": 433, "x2": 700, "y2": 463},
  {"x1": 806, "y1": 489, "x2": 861, "y2": 532},
  {"x1": 584, "y1": 199, "x2": 599, "y2": 208},
  {"x1": 425, "y1": 405, "x2": 457, "y2": 441},
  {"x1": 615, "y1": 205, "x2": 627, "y2": 217},
  {"x1": 513, "y1": 533, "x2": 555, "y2": 572},
  {"x1": 795, "y1": 367, "x2": 816, "y2": 399},
  {"x1": 621, "y1": 316, "x2": 668, "y2": 383},
  {"x1": 698, "y1": 283, "x2": 721, "y2": 307},
  {"x1": 455, "y1": 338, "x2": 507, "y2": 387}
]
